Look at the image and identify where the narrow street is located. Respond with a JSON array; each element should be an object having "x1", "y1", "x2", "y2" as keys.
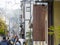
[{"x1": 0, "y1": 0, "x2": 60, "y2": 45}]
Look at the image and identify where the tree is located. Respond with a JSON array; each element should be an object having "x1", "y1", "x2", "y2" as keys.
[
  {"x1": 0, "y1": 18, "x2": 7, "y2": 35},
  {"x1": 49, "y1": 26, "x2": 60, "y2": 45},
  {"x1": 49, "y1": 26, "x2": 60, "y2": 38},
  {"x1": 48, "y1": 26, "x2": 54, "y2": 35}
]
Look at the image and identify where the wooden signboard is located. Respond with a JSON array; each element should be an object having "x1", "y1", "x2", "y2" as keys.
[{"x1": 33, "y1": 4, "x2": 47, "y2": 41}]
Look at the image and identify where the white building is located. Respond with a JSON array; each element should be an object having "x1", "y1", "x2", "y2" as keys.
[{"x1": 20, "y1": 0, "x2": 48, "y2": 45}]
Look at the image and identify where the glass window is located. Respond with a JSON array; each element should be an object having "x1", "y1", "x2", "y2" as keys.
[
  {"x1": 26, "y1": 7, "x2": 30, "y2": 12},
  {"x1": 25, "y1": 12, "x2": 30, "y2": 19}
]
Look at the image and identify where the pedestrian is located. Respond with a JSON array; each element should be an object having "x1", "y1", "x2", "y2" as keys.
[
  {"x1": 7, "y1": 37, "x2": 12, "y2": 45},
  {"x1": 10, "y1": 36, "x2": 15, "y2": 45},
  {"x1": 0, "y1": 36, "x2": 9, "y2": 45},
  {"x1": 15, "y1": 38, "x2": 21, "y2": 45}
]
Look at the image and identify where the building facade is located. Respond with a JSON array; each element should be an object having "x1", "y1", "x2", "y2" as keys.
[{"x1": 20, "y1": 0, "x2": 54, "y2": 45}]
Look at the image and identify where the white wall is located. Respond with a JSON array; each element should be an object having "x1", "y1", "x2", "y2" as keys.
[
  {"x1": 25, "y1": 2, "x2": 33, "y2": 39},
  {"x1": 33, "y1": 41, "x2": 48, "y2": 45}
]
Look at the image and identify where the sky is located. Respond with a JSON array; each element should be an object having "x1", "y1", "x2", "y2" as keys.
[
  {"x1": 0, "y1": 0, "x2": 22, "y2": 36},
  {"x1": 0, "y1": 0, "x2": 21, "y2": 9},
  {"x1": 0, "y1": 0, "x2": 21, "y2": 26}
]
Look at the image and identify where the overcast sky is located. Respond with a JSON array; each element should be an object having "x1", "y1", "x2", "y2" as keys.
[
  {"x1": 0, "y1": 0, "x2": 21, "y2": 9},
  {"x1": 0, "y1": 0, "x2": 21, "y2": 25}
]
